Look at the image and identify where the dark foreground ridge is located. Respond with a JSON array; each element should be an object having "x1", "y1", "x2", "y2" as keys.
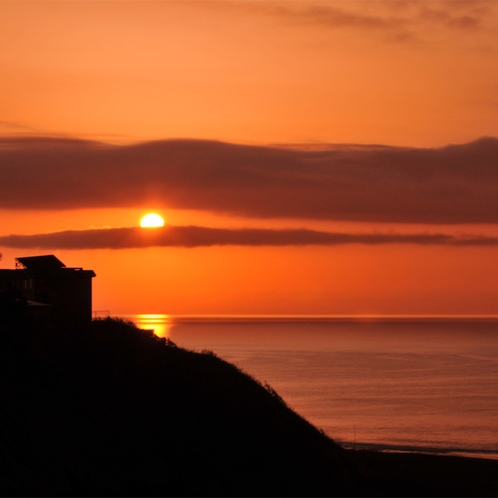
[{"x1": 0, "y1": 318, "x2": 497, "y2": 496}]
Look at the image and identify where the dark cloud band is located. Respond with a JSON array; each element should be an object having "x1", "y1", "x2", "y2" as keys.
[
  {"x1": 1, "y1": 136, "x2": 498, "y2": 224},
  {"x1": 1, "y1": 225, "x2": 497, "y2": 250}
]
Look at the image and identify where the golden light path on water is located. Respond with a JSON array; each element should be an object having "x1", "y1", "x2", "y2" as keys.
[{"x1": 133, "y1": 314, "x2": 173, "y2": 338}]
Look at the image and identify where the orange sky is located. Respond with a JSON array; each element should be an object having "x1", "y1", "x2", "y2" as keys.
[{"x1": 1, "y1": 1, "x2": 498, "y2": 316}]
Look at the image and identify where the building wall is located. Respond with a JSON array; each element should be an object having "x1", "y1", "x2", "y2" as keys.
[
  {"x1": 41, "y1": 271, "x2": 93, "y2": 325},
  {"x1": 0, "y1": 268, "x2": 95, "y2": 327}
]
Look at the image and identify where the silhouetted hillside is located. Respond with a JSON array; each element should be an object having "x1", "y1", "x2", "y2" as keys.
[
  {"x1": 0, "y1": 318, "x2": 368, "y2": 496},
  {"x1": 0, "y1": 318, "x2": 497, "y2": 496}
]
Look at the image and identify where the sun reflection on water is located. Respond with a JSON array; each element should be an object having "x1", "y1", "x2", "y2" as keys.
[{"x1": 133, "y1": 314, "x2": 173, "y2": 338}]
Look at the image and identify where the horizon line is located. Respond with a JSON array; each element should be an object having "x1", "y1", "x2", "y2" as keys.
[{"x1": 116, "y1": 313, "x2": 498, "y2": 322}]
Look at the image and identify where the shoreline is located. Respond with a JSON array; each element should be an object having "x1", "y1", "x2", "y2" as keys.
[{"x1": 341, "y1": 442, "x2": 498, "y2": 461}]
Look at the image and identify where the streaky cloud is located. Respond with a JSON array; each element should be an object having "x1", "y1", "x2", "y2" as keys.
[
  {"x1": 1, "y1": 225, "x2": 498, "y2": 250},
  {"x1": 1, "y1": 136, "x2": 498, "y2": 224},
  {"x1": 254, "y1": 1, "x2": 489, "y2": 44}
]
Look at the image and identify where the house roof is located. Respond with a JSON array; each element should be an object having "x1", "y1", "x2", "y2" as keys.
[{"x1": 16, "y1": 255, "x2": 66, "y2": 271}]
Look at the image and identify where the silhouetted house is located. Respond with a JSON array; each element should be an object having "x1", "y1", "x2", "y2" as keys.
[{"x1": 0, "y1": 255, "x2": 96, "y2": 327}]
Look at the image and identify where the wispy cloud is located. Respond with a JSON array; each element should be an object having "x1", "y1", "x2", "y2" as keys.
[
  {"x1": 243, "y1": 1, "x2": 492, "y2": 44},
  {"x1": 1, "y1": 225, "x2": 497, "y2": 250},
  {"x1": 1, "y1": 136, "x2": 498, "y2": 224},
  {"x1": 0, "y1": 121, "x2": 35, "y2": 133}
]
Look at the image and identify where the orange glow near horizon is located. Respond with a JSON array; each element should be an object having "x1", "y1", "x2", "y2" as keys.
[
  {"x1": 1, "y1": 207, "x2": 498, "y2": 316},
  {"x1": 56, "y1": 243, "x2": 498, "y2": 317}
]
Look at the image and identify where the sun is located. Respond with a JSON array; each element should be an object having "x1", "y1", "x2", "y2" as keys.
[{"x1": 140, "y1": 213, "x2": 165, "y2": 228}]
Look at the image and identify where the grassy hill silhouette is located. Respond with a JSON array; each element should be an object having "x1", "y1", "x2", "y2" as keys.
[{"x1": 0, "y1": 317, "x2": 497, "y2": 496}]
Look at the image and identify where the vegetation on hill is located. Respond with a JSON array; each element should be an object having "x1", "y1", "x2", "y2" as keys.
[{"x1": 0, "y1": 317, "x2": 369, "y2": 496}]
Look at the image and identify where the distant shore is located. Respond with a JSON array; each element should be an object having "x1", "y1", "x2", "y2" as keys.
[{"x1": 341, "y1": 442, "x2": 498, "y2": 462}]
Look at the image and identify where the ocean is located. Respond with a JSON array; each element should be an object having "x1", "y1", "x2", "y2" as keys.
[{"x1": 121, "y1": 314, "x2": 498, "y2": 460}]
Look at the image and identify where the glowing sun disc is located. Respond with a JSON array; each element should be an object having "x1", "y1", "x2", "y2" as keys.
[{"x1": 140, "y1": 213, "x2": 165, "y2": 228}]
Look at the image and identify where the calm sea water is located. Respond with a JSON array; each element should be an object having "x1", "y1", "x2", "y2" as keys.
[{"x1": 121, "y1": 314, "x2": 498, "y2": 460}]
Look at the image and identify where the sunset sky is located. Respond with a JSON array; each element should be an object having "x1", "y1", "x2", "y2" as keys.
[{"x1": 1, "y1": 0, "x2": 498, "y2": 316}]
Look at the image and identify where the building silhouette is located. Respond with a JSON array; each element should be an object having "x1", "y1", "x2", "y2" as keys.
[{"x1": 0, "y1": 255, "x2": 96, "y2": 327}]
